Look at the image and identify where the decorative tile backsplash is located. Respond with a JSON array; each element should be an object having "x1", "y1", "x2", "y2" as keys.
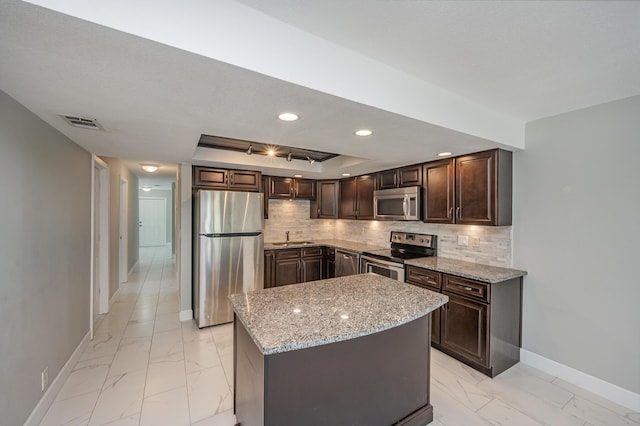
[{"x1": 264, "y1": 199, "x2": 512, "y2": 267}]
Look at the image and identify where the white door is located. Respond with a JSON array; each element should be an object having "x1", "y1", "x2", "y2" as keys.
[
  {"x1": 119, "y1": 178, "x2": 128, "y2": 283},
  {"x1": 93, "y1": 166, "x2": 100, "y2": 319},
  {"x1": 139, "y1": 198, "x2": 167, "y2": 247}
]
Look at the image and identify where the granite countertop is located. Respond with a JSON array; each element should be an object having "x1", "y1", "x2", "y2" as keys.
[
  {"x1": 404, "y1": 257, "x2": 527, "y2": 284},
  {"x1": 264, "y1": 239, "x2": 383, "y2": 254},
  {"x1": 228, "y1": 273, "x2": 448, "y2": 355}
]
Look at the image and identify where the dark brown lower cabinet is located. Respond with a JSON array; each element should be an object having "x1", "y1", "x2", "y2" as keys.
[
  {"x1": 440, "y1": 293, "x2": 488, "y2": 369},
  {"x1": 270, "y1": 247, "x2": 325, "y2": 287},
  {"x1": 406, "y1": 265, "x2": 522, "y2": 377},
  {"x1": 264, "y1": 250, "x2": 275, "y2": 289},
  {"x1": 326, "y1": 247, "x2": 335, "y2": 279}
]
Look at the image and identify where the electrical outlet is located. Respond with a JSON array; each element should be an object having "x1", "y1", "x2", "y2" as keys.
[
  {"x1": 471, "y1": 236, "x2": 480, "y2": 248},
  {"x1": 457, "y1": 235, "x2": 469, "y2": 247},
  {"x1": 41, "y1": 367, "x2": 48, "y2": 391}
]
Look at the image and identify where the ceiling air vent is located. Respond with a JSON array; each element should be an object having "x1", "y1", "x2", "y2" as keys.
[{"x1": 57, "y1": 114, "x2": 104, "y2": 130}]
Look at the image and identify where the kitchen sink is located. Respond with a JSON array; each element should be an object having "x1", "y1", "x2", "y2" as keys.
[{"x1": 270, "y1": 241, "x2": 314, "y2": 246}]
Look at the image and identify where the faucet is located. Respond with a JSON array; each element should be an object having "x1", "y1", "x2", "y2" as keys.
[{"x1": 285, "y1": 231, "x2": 290, "y2": 242}]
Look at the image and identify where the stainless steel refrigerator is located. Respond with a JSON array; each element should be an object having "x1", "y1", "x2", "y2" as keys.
[{"x1": 193, "y1": 190, "x2": 264, "y2": 328}]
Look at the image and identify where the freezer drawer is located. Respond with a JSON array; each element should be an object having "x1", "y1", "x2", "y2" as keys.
[{"x1": 195, "y1": 234, "x2": 264, "y2": 328}]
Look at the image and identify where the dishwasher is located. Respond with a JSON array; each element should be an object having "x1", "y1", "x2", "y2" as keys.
[{"x1": 335, "y1": 249, "x2": 360, "y2": 277}]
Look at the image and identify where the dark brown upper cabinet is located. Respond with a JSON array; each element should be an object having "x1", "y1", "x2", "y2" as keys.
[
  {"x1": 423, "y1": 149, "x2": 512, "y2": 226},
  {"x1": 260, "y1": 175, "x2": 269, "y2": 219},
  {"x1": 376, "y1": 164, "x2": 422, "y2": 189},
  {"x1": 193, "y1": 166, "x2": 261, "y2": 192},
  {"x1": 311, "y1": 180, "x2": 339, "y2": 219},
  {"x1": 455, "y1": 149, "x2": 512, "y2": 226},
  {"x1": 268, "y1": 176, "x2": 316, "y2": 200},
  {"x1": 423, "y1": 159, "x2": 455, "y2": 224},
  {"x1": 339, "y1": 175, "x2": 375, "y2": 220}
]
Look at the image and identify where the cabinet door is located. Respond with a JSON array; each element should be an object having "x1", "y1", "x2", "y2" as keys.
[
  {"x1": 455, "y1": 150, "x2": 496, "y2": 225},
  {"x1": 301, "y1": 257, "x2": 324, "y2": 282},
  {"x1": 377, "y1": 169, "x2": 398, "y2": 189},
  {"x1": 260, "y1": 176, "x2": 269, "y2": 219},
  {"x1": 326, "y1": 259, "x2": 335, "y2": 279},
  {"x1": 441, "y1": 293, "x2": 489, "y2": 368},
  {"x1": 398, "y1": 165, "x2": 422, "y2": 187},
  {"x1": 294, "y1": 179, "x2": 316, "y2": 200},
  {"x1": 432, "y1": 307, "x2": 441, "y2": 345},
  {"x1": 316, "y1": 180, "x2": 339, "y2": 218},
  {"x1": 275, "y1": 258, "x2": 300, "y2": 286},
  {"x1": 193, "y1": 167, "x2": 228, "y2": 189},
  {"x1": 269, "y1": 177, "x2": 294, "y2": 199},
  {"x1": 229, "y1": 170, "x2": 260, "y2": 191},
  {"x1": 339, "y1": 178, "x2": 357, "y2": 219},
  {"x1": 356, "y1": 175, "x2": 375, "y2": 219},
  {"x1": 264, "y1": 250, "x2": 275, "y2": 289},
  {"x1": 423, "y1": 159, "x2": 455, "y2": 224}
]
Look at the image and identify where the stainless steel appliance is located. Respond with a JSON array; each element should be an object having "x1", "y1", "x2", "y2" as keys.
[
  {"x1": 373, "y1": 186, "x2": 421, "y2": 221},
  {"x1": 361, "y1": 231, "x2": 436, "y2": 281},
  {"x1": 193, "y1": 190, "x2": 264, "y2": 328},
  {"x1": 335, "y1": 249, "x2": 360, "y2": 277}
]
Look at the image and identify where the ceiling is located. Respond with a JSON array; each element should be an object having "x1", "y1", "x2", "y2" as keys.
[{"x1": 1, "y1": 0, "x2": 639, "y2": 180}]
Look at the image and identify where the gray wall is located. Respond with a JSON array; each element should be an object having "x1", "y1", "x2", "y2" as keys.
[
  {"x1": 513, "y1": 95, "x2": 640, "y2": 394},
  {"x1": 0, "y1": 90, "x2": 92, "y2": 425},
  {"x1": 102, "y1": 157, "x2": 139, "y2": 298}
]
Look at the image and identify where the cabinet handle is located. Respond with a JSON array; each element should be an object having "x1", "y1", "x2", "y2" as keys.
[
  {"x1": 448, "y1": 207, "x2": 453, "y2": 219},
  {"x1": 417, "y1": 274, "x2": 434, "y2": 284},
  {"x1": 456, "y1": 207, "x2": 461, "y2": 220},
  {"x1": 458, "y1": 284, "x2": 476, "y2": 292}
]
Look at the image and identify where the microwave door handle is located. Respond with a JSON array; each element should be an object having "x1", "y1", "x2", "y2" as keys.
[{"x1": 402, "y1": 195, "x2": 409, "y2": 219}]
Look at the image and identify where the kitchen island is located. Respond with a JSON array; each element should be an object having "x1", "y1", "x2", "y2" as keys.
[{"x1": 229, "y1": 273, "x2": 448, "y2": 426}]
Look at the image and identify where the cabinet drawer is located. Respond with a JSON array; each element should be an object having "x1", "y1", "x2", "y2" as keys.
[
  {"x1": 406, "y1": 266, "x2": 441, "y2": 291},
  {"x1": 301, "y1": 246, "x2": 323, "y2": 258},
  {"x1": 443, "y1": 275, "x2": 489, "y2": 303},
  {"x1": 275, "y1": 248, "x2": 301, "y2": 260}
]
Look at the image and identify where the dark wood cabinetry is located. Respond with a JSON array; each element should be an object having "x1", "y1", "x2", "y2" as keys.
[
  {"x1": 271, "y1": 247, "x2": 324, "y2": 287},
  {"x1": 377, "y1": 165, "x2": 422, "y2": 189},
  {"x1": 311, "y1": 180, "x2": 339, "y2": 218},
  {"x1": 423, "y1": 149, "x2": 512, "y2": 226},
  {"x1": 193, "y1": 166, "x2": 261, "y2": 191},
  {"x1": 264, "y1": 250, "x2": 275, "y2": 289},
  {"x1": 423, "y1": 159, "x2": 455, "y2": 223},
  {"x1": 326, "y1": 247, "x2": 335, "y2": 279},
  {"x1": 405, "y1": 265, "x2": 522, "y2": 377},
  {"x1": 268, "y1": 176, "x2": 316, "y2": 200},
  {"x1": 339, "y1": 175, "x2": 374, "y2": 219},
  {"x1": 260, "y1": 175, "x2": 269, "y2": 219}
]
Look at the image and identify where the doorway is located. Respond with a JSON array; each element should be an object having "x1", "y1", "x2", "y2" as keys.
[
  {"x1": 139, "y1": 198, "x2": 167, "y2": 247},
  {"x1": 92, "y1": 156, "x2": 110, "y2": 331},
  {"x1": 119, "y1": 177, "x2": 128, "y2": 284}
]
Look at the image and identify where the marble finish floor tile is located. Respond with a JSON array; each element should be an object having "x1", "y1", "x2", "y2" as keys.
[{"x1": 39, "y1": 245, "x2": 639, "y2": 426}]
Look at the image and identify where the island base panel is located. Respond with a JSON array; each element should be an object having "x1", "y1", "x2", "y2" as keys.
[{"x1": 235, "y1": 315, "x2": 433, "y2": 426}]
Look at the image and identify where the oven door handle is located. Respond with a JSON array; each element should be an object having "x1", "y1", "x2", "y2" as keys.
[{"x1": 361, "y1": 255, "x2": 404, "y2": 270}]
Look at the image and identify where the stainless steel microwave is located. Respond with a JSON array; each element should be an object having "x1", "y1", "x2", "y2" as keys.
[{"x1": 373, "y1": 186, "x2": 421, "y2": 221}]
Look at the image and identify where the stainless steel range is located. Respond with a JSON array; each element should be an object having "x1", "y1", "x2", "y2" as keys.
[{"x1": 361, "y1": 231, "x2": 437, "y2": 282}]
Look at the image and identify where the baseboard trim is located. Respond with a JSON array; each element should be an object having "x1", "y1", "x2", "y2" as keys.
[
  {"x1": 24, "y1": 331, "x2": 91, "y2": 426},
  {"x1": 180, "y1": 309, "x2": 193, "y2": 322},
  {"x1": 520, "y1": 349, "x2": 640, "y2": 411}
]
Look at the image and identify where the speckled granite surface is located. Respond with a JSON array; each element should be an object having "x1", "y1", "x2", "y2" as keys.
[
  {"x1": 264, "y1": 239, "x2": 383, "y2": 253},
  {"x1": 228, "y1": 273, "x2": 448, "y2": 355},
  {"x1": 404, "y1": 257, "x2": 527, "y2": 284}
]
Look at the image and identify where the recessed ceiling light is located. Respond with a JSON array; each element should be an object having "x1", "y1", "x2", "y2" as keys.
[
  {"x1": 354, "y1": 129, "x2": 373, "y2": 137},
  {"x1": 342, "y1": 173, "x2": 351, "y2": 177},
  {"x1": 437, "y1": 152, "x2": 452, "y2": 157},
  {"x1": 141, "y1": 164, "x2": 159, "y2": 173},
  {"x1": 294, "y1": 174, "x2": 302, "y2": 178},
  {"x1": 141, "y1": 186, "x2": 152, "y2": 192},
  {"x1": 277, "y1": 112, "x2": 299, "y2": 122}
]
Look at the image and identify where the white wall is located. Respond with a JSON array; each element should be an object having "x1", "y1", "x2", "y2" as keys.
[
  {"x1": 0, "y1": 90, "x2": 92, "y2": 424},
  {"x1": 514, "y1": 95, "x2": 640, "y2": 394}
]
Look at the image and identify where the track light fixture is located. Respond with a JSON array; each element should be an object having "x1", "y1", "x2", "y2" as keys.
[
  {"x1": 306, "y1": 156, "x2": 315, "y2": 164},
  {"x1": 286, "y1": 152, "x2": 293, "y2": 162},
  {"x1": 246, "y1": 145, "x2": 253, "y2": 155}
]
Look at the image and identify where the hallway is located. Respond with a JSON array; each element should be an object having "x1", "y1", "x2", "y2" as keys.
[{"x1": 40, "y1": 246, "x2": 236, "y2": 425}]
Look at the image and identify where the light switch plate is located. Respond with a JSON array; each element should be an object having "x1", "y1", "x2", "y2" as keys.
[{"x1": 457, "y1": 235, "x2": 469, "y2": 246}]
